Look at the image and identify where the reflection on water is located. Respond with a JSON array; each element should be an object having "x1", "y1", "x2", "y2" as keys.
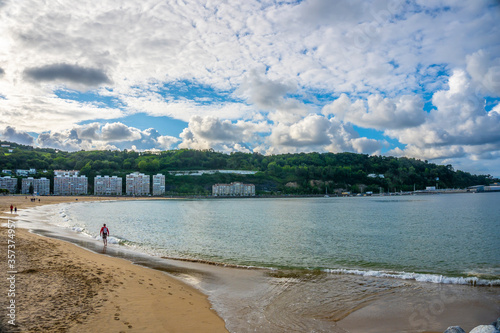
[{"x1": 63, "y1": 194, "x2": 500, "y2": 280}]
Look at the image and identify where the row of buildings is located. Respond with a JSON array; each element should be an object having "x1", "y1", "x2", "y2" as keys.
[
  {"x1": 1, "y1": 170, "x2": 254, "y2": 197},
  {"x1": 0, "y1": 171, "x2": 166, "y2": 196}
]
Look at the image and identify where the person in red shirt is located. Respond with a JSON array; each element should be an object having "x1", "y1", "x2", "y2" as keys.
[{"x1": 100, "y1": 224, "x2": 110, "y2": 246}]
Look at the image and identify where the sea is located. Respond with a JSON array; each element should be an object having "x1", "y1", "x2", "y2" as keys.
[{"x1": 16, "y1": 193, "x2": 500, "y2": 332}]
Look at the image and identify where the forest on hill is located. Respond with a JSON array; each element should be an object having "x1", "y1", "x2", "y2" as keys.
[{"x1": 0, "y1": 140, "x2": 497, "y2": 195}]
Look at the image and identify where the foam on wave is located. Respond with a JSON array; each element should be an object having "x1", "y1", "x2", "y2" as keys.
[{"x1": 325, "y1": 268, "x2": 500, "y2": 286}]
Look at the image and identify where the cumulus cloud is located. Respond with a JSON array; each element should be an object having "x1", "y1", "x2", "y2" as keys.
[
  {"x1": 269, "y1": 114, "x2": 331, "y2": 148},
  {"x1": 0, "y1": 126, "x2": 35, "y2": 145},
  {"x1": 23, "y1": 63, "x2": 111, "y2": 89},
  {"x1": 179, "y1": 115, "x2": 269, "y2": 152},
  {"x1": 466, "y1": 50, "x2": 500, "y2": 97},
  {"x1": 37, "y1": 131, "x2": 85, "y2": 151},
  {"x1": 268, "y1": 114, "x2": 383, "y2": 155},
  {"x1": 238, "y1": 71, "x2": 311, "y2": 123},
  {"x1": 386, "y1": 69, "x2": 500, "y2": 161},
  {"x1": 323, "y1": 93, "x2": 426, "y2": 130},
  {"x1": 33, "y1": 122, "x2": 179, "y2": 152},
  {"x1": 239, "y1": 71, "x2": 295, "y2": 110},
  {"x1": 100, "y1": 122, "x2": 142, "y2": 142}
]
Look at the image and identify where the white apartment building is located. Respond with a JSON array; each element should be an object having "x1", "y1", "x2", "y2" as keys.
[
  {"x1": 152, "y1": 174, "x2": 165, "y2": 196},
  {"x1": 212, "y1": 182, "x2": 255, "y2": 197},
  {"x1": 54, "y1": 175, "x2": 88, "y2": 195},
  {"x1": 126, "y1": 172, "x2": 150, "y2": 196},
  {"x1": 21, "y1": 177, "x2": 50, "y2": 195},
  {"x1": 54, "y1": 170, "x2": 79, "y2": 177},
  {"x1": 0, "y1": 176, "x2": 17, "y2": 194},
  {"x1": 94, "y1": 175, "x2": 122, "y2": 196}
]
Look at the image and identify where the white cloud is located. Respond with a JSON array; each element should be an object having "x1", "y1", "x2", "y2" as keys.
[
  {"x1": 0, "y1": 126, "x2": 35, "y2": 145},
  {"x1": 386, "y1": 68, "x2": 500, "y2": 161},
  {"x1": 30, "y1": 122, "x2": 179, "y2": 152},
  {"x1": 179, "y1": 115, "x2": 269, "y2": 152},
  {"x1": 269, "y1": 114, "x2": 331, "y2": 148},
  {"x1": 466, "y1": 50, "x2": 500, "y2": 97},
  {"x1": 323, "y1": 93, "x2": 426, "y2": 130},
  {"x1": 101, "y1": 122, "x2": 142, "y2": 142},
  {"x1": 0, "y1": 93, "x2": 125, "y2": 133},
  {"x1": 268, "y1": 114, "x2": 383, "y2": 155}
]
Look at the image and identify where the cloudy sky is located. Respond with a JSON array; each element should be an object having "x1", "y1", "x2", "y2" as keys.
[{"x1": 1, "y1": 0, "x2": 499, "y2": 176}]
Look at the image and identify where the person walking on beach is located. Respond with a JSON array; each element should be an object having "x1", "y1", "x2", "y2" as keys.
[
  {"x1": 10, "y1": 204, "x2": 13, "y2": 213},
  {"x1": 100, "y1": 224, "x2": 110, "y2": 246}
]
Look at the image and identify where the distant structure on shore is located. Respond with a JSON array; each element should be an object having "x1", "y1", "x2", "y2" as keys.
[
  {"x1": 126, "y1": 172, "x2": 150, "y2": 196},
  {"x1": 212, "y1": 182, "x2": 255, "y2": 197},
  {"x1": 94, "y1": 175, "x2": 122, "y2": 196},
  {"x1": 468, "y1": 183, "x2": 500, "y2": 192},
  {"x1": 21, "y1": 177, "x2": 50, "y2": 195},
  {"x1": 54, "y1": 170, "x2": 88, "y2": 195},
  {"x1": 170, "y1": 170, "x2": 258, "y2": 176},
  {"x1": 152, "y1": 173, "x2": 165, "y2": 196},
  {"x1": 0, "y1": 176, "x2": 17, "y2": 194}
]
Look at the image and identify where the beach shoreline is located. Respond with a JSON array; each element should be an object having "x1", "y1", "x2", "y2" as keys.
[
  {"x1": 0, "y1": 195, "x2": 498, "y2": 333},
  {"x1": 0, "y1": 195, "x2": 228, "y2": 332}
]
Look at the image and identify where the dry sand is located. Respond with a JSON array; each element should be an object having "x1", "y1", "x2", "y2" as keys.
[{"x1": 0, "y1": 195, "x2": 228, "y2": 333}]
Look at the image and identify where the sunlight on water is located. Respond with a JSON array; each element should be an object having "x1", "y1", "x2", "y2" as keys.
[{"x1": 64, "y1": 193, "x2": 500, "y2": 282}]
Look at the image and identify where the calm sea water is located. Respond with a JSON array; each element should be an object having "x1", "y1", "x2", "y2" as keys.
[{"x1": 60, "y1": 193, "x2": 500, "y2": 283}]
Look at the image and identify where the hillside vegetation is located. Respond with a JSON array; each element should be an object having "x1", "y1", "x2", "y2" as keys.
[{"x1": 0, "y1": 141, "x2": 496, "y2": 195}]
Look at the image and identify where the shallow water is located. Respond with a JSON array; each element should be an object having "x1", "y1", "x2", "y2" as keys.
[
  {"x1": 60, "y1": 193, "x2": 500, "y2": 282},
  {"x1": 13, "y1": 193, "x2": 500, "y2": 332}
]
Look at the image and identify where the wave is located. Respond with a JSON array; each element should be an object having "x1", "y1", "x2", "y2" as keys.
[
  {"x1": 325, "y1": 268, "x2": 500, "y2": 286},
  {"x1": 160, "y1": 256, "x2": 263, "y2": 270}
]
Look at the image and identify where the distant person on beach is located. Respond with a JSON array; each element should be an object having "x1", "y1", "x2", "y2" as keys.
[
  {"x1": 10, "y1": 204, "x2": 13, "y2": 213},
  {"x1": 14, "y1": 207, "x2": 17, "y2": 213},
  {"x1": 100, "y1": 224, "x2": 110, "y2": 246}
]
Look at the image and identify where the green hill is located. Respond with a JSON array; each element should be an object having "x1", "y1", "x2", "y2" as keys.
[{"x1": 0, "y1": 140, "x2": 496, "y2": 195}]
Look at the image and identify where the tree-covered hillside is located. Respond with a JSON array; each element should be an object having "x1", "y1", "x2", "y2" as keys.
[{"x1": 0, "y1": 140, "x2": 496, "y2": 195}]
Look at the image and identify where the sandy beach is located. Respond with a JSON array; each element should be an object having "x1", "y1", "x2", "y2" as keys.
[{"x1": 0, "y1": 195, "x2": 228, "y2": 332}]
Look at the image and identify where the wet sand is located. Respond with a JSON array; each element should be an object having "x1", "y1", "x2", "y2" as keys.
[{"x1": 0, "y1": 195, "x2": 228, "y2": 332}]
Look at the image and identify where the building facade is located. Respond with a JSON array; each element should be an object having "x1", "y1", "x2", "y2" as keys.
[
  {"x1": 94, "y1": 175, "x2": 122, "y2": 196},
  {"x1": 54, "y1": 170, "x2": 80, "y2": 177},
  {"x1": 152, "y1": 174, "x2": 165, "y2": 196},
  {"x1": 21, "y1": 177, "x2": 50, "y2": 195},
  {"x1": 126, "y1": 172, "x2": 150, "y2": 196},
  {"x1": 54, "y1": 175, "x2": 88, "y2": 195},
  {"x1": 212, "y1": 182, "x2": 255, "y2": 197},
  {"x1": 0, "y1": 176, "x2": 17, "y2": 194}
]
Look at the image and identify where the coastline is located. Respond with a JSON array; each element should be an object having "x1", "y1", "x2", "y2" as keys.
[
  {"x1": 0, "y1": 195, "x2": 228, "y2": 332},
  {"x1": 0, "y1": 195, "x2": 498, "y2": 332}
]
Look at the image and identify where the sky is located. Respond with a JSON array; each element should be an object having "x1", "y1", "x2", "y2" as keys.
[{"x1": 0, "y1": 0, "x2": 499, "y2": 177}]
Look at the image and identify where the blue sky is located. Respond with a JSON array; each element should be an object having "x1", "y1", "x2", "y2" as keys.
[{"x1": 0, "y1": 0, "x2": 499, "y2": 177}]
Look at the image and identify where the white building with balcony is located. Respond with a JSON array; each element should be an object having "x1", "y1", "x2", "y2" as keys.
[
  {"x1": 212, "y1": 182, "x2": 255, "y2": 197},
  {"x1": 0, "y1": 176, "x2": 17, "y2": 194},
  {"x1": 54, "y1": 175, "x2": 88, "y2": 195},
  {"x1": 152, "y1": 174, "x2": 165, "y2": 196},
  {"x1": 126, "y1": 172, "x2": 150, "y2": 196},
  {"x1": 21, "y1": 177, "x2": 50, "y2": 195},
  {"x1": 94, "y1": 175, "x2": 122, "y2": 196}
]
